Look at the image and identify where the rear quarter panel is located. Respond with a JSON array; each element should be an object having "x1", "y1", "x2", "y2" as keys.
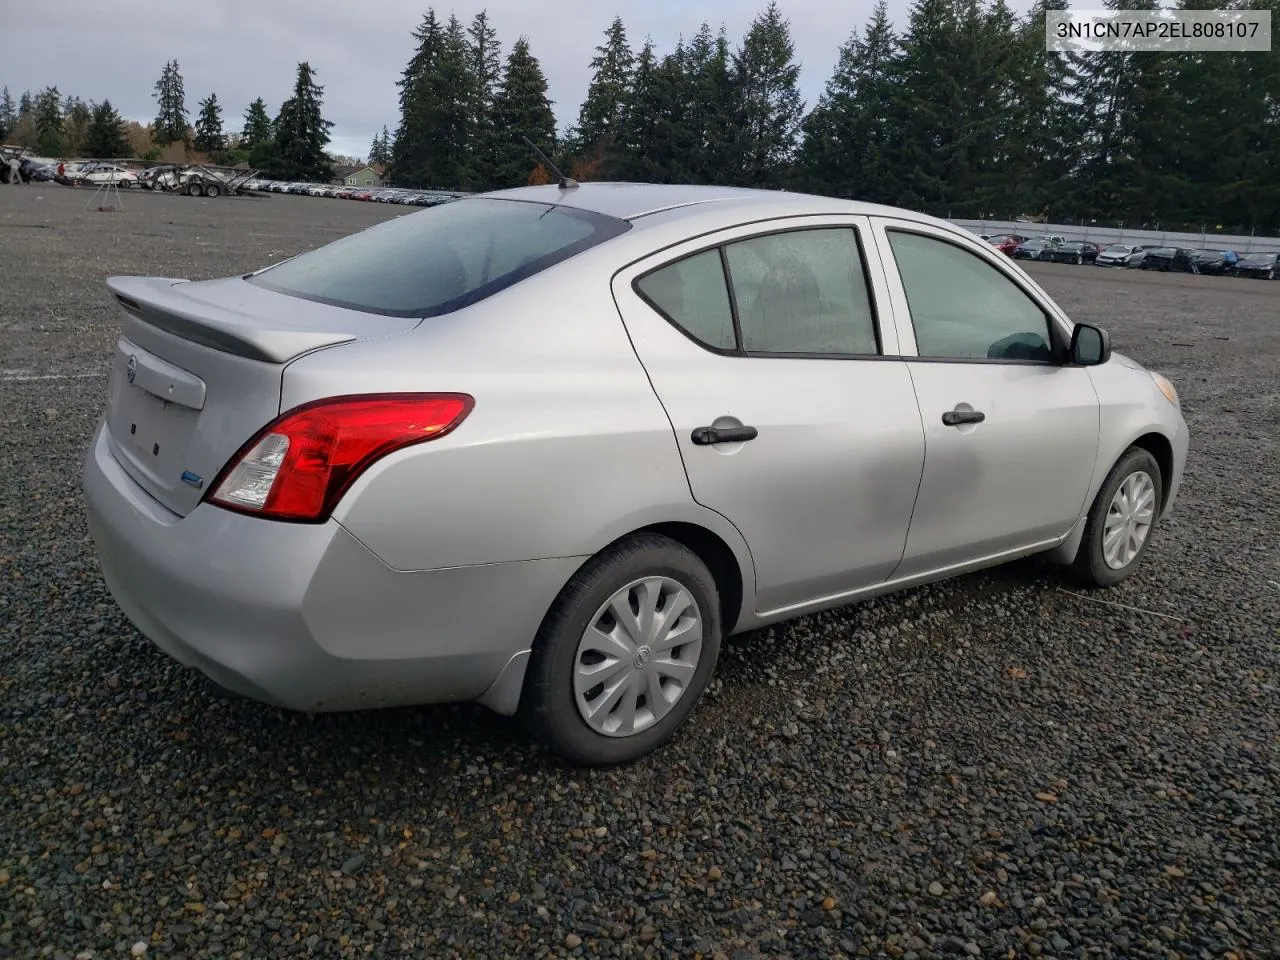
[{"x1": 279, "y1": 259, "x2": 755, "y2": 576}]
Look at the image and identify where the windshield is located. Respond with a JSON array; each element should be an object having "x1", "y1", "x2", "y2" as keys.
[
  {"x1": 1104, "y1": 245, "x2": 1131, "y2": 253},
  {"x1": 246, "y1": 197, "x2": 631, "y2": 317}
]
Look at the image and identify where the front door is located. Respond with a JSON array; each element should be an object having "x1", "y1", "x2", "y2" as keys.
[
  {"x1": 869, "y1": 219, "x2": 1101, "y2": 578},
  {"x1": 611, "y1": 217, "x2": 926, "y2": 614}
]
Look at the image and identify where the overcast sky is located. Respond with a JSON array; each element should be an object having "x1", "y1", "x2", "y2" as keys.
[{"x1": 3, "y1": 0, "x2": 1035, "y2": 161}]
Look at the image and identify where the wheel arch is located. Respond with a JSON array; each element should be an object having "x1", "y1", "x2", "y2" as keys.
[
  {"x1": 478, "y1": 517, "x2": 752, "y2": 717},
  {"x1": 633, "y1": 521, "x2": 746, "y2": 636},
  {"x1": 1130, "y1": 430, "x2": 1175, "y2": 515}
]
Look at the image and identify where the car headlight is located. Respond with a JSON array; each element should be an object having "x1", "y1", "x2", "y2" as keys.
[{"x1": 1151, "y1": 372, "x2": 1179, "y2": 409}]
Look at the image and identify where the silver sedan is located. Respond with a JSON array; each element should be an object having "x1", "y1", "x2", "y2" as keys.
[{"x1": 84, "y1": 183, "x2": 1189, "y2": 765}]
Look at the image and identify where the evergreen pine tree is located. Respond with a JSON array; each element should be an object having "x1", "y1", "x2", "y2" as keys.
[
  {"x1": 611, "y1": 40, "x2": 695, "y2": 183},
  {"x1": 731, "y1": 1, "x2": 804, "y2": 188},
  {"x1": 270, "y1": 62, "x2": 334, "y2": 181},
  {"x1": 799, "y1": 1, "x2": 900, "y2": 202},
  {"x1": 369, "y1": 127, "x2": 392, "y2": 166},
  {"x1": 0, "y1": 87, "x2": 17, "y2": 141},
  {"x1": 1012, "y1": 0, "x2": 1080, "y2": 219},
  {"x1": 490, "y1": 37, "x2": 557, "y2": 187},
  {"x1": 84, "y1": 100, "x2": 131, "y2": 159},
  {"x1": 62, "y1": 97, "x2": 92, "y2": 157},
  {"x1": 152, "y1": 60, "x2": 190, "y2": 145},
  {"x1": 242, "y1": 97, "x2": 272, "y2": 146},
  {"x1": 390, "y1": 9, "x2": 444, "y2": 186},
  {"x1": 892, "y1": 0, "x2": 986, "y2": 213},
  {"x1": 18, "y1": 91, "x2": 33, "y2": 117},
  {"x1": 574, "y1": 17, "x2": 635, "y2": 164},
  {"x1": 194, "y1": 93, "x2": 225, "y2": 154},
  {"x1": 684, "y1": 26, "x2": 739, "y2": 184},
  {"x1": 468, "y1": 10, "x2": 503, "y2": 188},
  {"x1": 34, "y1": 87, "x2": 64, "y2": 156}
]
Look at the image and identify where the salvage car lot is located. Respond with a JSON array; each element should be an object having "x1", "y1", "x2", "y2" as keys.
[{"x1": 1, "y1": 188, "x2": 1277, "y2": 958}]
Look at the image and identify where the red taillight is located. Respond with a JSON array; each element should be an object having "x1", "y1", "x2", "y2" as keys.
[{"x1": 206, "y1": 393, "x2": 473, "y2": 523}]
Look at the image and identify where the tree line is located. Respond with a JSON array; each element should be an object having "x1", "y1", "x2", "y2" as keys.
[
  {"x1": 1, "y1": 59, "x2": 339, "y2": 182},
  {"x1": 3, "y1": 0, "x2": 1278, "y2": 229},
  {"x1": 386, "y1": 0, "x2": 1280, "y2": 228}
]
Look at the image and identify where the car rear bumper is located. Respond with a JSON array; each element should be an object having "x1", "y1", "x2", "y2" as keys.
[{"x1": 83, "y1": 421, "x2": 578, "y2": 713}]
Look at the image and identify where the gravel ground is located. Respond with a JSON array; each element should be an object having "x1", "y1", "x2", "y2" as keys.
[{"x1": 1, "y1": 186, "x2": 1278, "y2": 960}]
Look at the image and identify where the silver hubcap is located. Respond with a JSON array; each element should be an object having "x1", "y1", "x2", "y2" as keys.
[
  {"x1": 573, "y1": 577, "x2": 703, "y2": 737},
  {"x1": 1103, "y1": 471, "x2": 1156, "y2": 569}
]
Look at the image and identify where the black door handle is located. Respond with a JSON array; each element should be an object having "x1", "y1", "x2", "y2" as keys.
[
  {"x1": 941, "y1": 409, "x2": 986, "y2": 426},
  {"x1": 691, "y1": 425, "x2": 759, "y2": 446}
]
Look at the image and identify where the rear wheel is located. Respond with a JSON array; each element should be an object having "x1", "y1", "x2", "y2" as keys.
[
  {"x1": 205, "y1": 183, "x2": 221, "y2": 198},
  {"x1": 520, "y1": 534, "x2": 721, "y2": 766},
  {"x1": 187, "y1": 182, "x2": 205, "y2": 197},
  {"x1": 1075, "y1": 253, "x2": 1083, "y2": 265},
  {"x1": 1071, "y1": 447, "x2": 1163, "y2": 588}
]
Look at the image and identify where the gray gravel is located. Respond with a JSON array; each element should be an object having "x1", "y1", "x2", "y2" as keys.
[{"x1": 2, "y1": 186, "x2": 1278, "y2": 959}]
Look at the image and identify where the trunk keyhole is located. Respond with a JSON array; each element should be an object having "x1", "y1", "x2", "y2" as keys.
[
  {"x1": 152, "y1": 443, "x2": 159, "y2": 456},
  {"x1": 130, "y1": 423, "x2": 136, "y2": 435}
]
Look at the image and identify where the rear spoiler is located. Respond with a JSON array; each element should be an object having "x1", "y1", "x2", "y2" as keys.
[{"x1": 106, "y1": 276, "x2": 357, "y2": 364}]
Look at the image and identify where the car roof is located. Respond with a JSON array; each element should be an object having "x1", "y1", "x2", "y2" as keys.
[{"x1": 480, "y1": 182, "x2": 958, "y2": 232}]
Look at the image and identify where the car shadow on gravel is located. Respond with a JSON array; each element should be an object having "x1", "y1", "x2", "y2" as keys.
[{"x1": 165, "y1": 556, "x2": 1077, "y2": 779}]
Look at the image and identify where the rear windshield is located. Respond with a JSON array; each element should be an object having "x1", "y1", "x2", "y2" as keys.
[{"x1": 245, "y1": 197, "x2": 630, "y2": 317}]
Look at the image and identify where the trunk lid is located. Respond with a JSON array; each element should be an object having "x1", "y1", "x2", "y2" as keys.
[{"x1": 102, "y1": 275, "x2": 422, "y2": 516}]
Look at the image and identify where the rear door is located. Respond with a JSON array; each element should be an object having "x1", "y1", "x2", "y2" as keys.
[
  {"x1": 867, "y1": 218, "x2": 1101, "y2": 578},
  {"x1": 611, "y1": 216, "x2": 926, "y2": 615}
]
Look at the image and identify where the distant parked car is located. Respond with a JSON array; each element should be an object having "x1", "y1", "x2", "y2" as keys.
[
  {"x1": 1096, "y1": 243, "x2": 1155, "y2": 269},
  {"x1": 1140, "y1": 247, "x2": 1197, "y2": 272},
  {"x1": 139, "y1": 165, "x2": 185, "y2": 190},
  {"x1": 78, "y1": 163, "x2": 139, "y2": 187},
  {"x1": 1045, "y1": 241, "x2": 1102, "y2": 265},
  {"x1": 1191, "y1": 249, "x2": 1238, "y2": 275},
  {"x1": 987, "y1": 234, "x2": 1028, "y2": 256},
  {"x1": 1012, "y1": 238, "x2": 1058, "y2": 261},
  {"x1": 19, "y1": 157, "x2": 55, "y2": 182},
  {"x1": 1233, "y1": 252, "x2": 1278, "y2": 279}
]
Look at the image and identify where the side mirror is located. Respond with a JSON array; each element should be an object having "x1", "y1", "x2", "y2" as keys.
[{"x1": 1070, "y1": 323, "x2": 1111, "y2": 366}]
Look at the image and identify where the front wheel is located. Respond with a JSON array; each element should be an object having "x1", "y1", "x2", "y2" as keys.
[
  {"x1": 520, "y1": 534, "x2": 722, "y2": 766},
  {"x1": 1071, "y1": 447, "x2": 1163, "y2": 588}
]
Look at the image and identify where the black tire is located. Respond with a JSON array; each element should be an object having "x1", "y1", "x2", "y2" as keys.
[
  {"x1": 188, "y1": 182, "x2": 204, "y2": 197},
  {"x1": 1071, "y1": 446, "x2": 1163, "y2": 588},
  {"x1": 520, "y1": 533, "x2": 722, "y2": 766},
  {"x1": 205, "y1": 183, "x2": 221, "y2": 198}
]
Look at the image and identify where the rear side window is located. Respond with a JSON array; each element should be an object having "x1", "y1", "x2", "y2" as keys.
[
  {"x1": 246, "y1": 197, "x2": 630, "y2": 317},
  {"x1": 635, "y1": 250, "x2": 737, "y2": 350},
  {"x1": 725, "y1": 230, "x2": 879, "y2": 355}
]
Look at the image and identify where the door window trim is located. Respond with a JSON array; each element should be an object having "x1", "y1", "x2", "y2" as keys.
[
  {"x1": 867, "y1": 217, "x2": 1076, "y2": 365},
  {"x1": 629, "y1": 219, "x2": 892, "y2": 361}
]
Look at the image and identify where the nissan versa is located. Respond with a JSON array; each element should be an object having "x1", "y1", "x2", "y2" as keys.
[{"x1": 84, "y1": 183, "x2": 1189, "y2": 766}]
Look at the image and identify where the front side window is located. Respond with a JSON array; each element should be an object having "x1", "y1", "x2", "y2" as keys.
[
  {"x1": 247, "y1": 197, "x2": 630, "y2": 317},
  {"x1": 886, "y1": 230, "x2": 1055, "y2": 362}
]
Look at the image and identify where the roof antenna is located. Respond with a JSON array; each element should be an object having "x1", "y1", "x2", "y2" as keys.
[{"x1": 522, "y1": 135, "x2": 578, "y2": 190}]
